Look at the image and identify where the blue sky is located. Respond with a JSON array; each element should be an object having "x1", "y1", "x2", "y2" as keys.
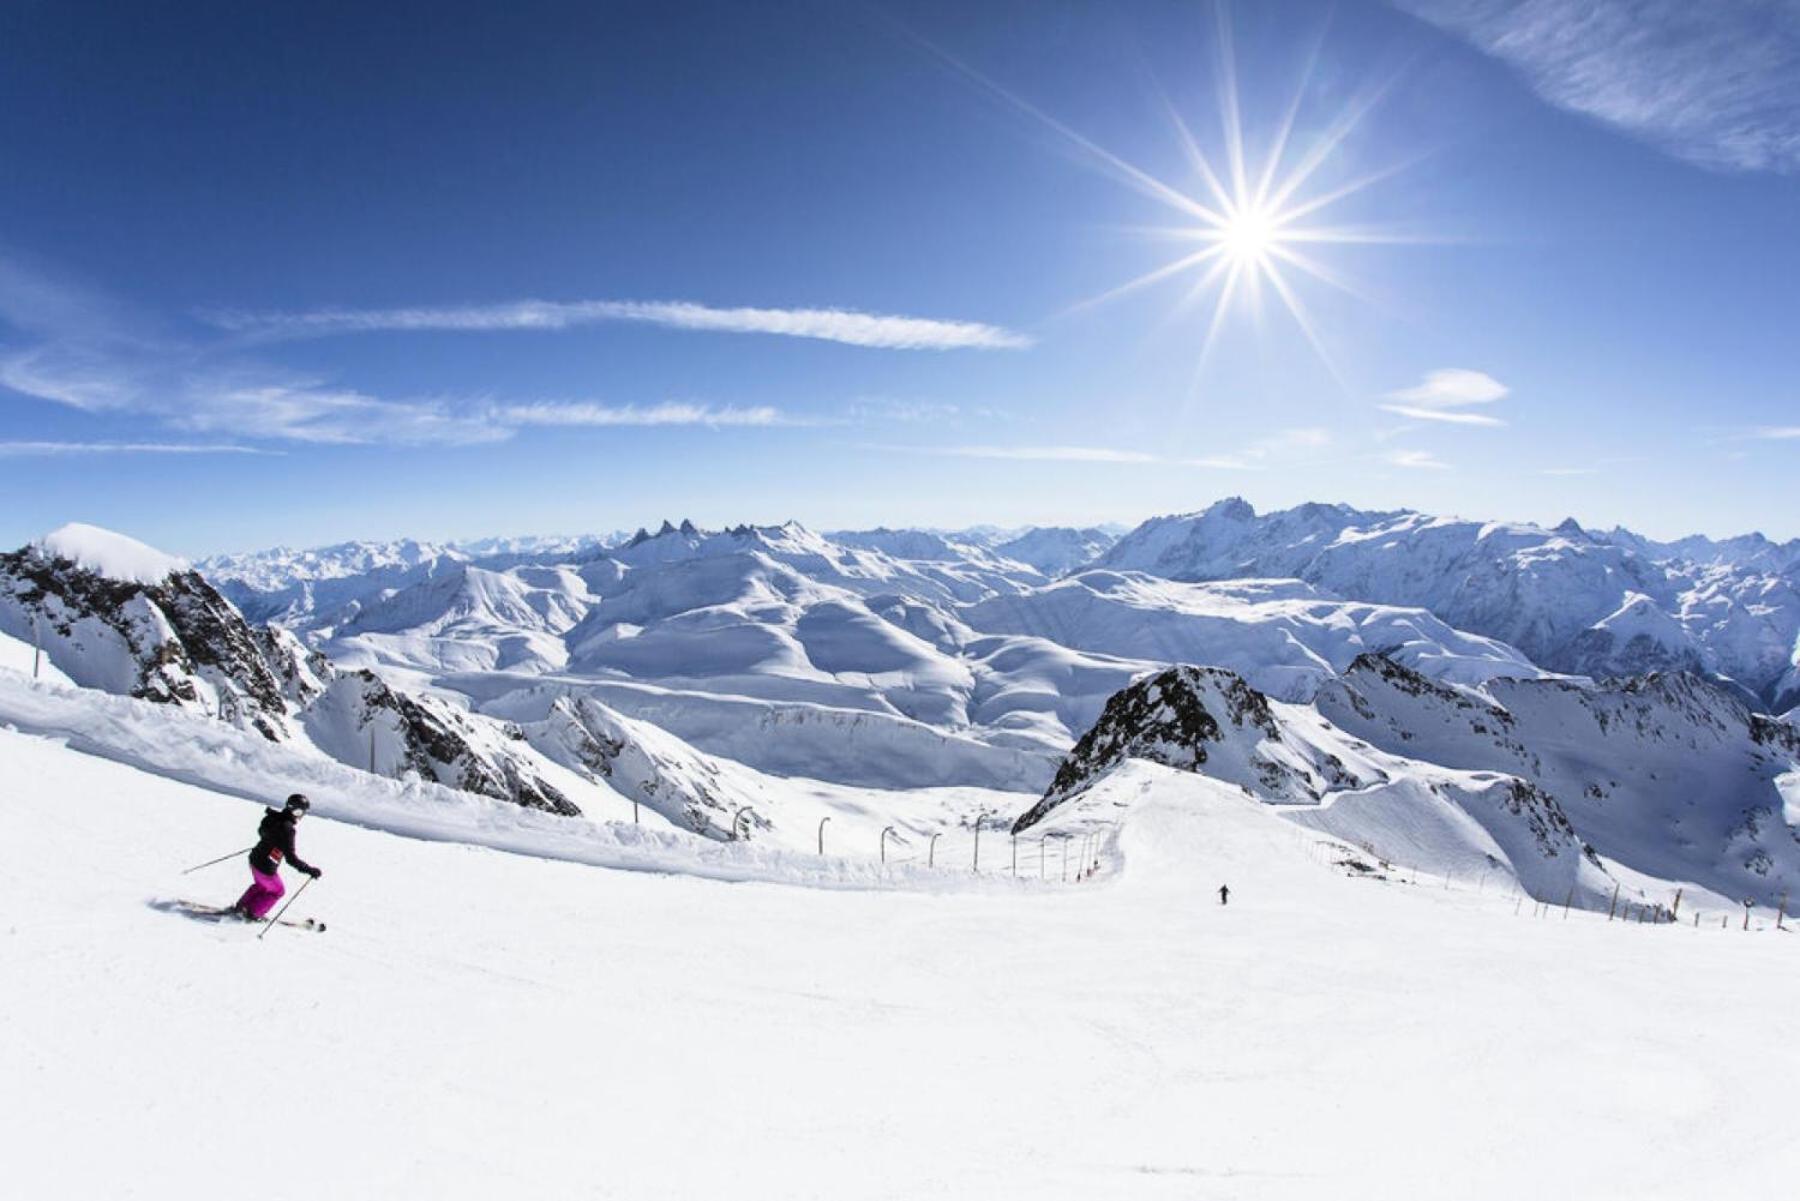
[{"x1": 2, "y1": 0, "x2": 1798, "y2": 554}]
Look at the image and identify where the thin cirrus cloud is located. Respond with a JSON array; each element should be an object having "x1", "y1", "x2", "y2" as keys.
[
  {"x1": 1378, "y1": 368, "x2": 1508, "y2": 426},
  {"x1": 203, "y1": 298, "x2": 1034, "y2": 352},
  {"x1": 0, "y1": 261, "x2": 830, "y2": 446},
  {"x1": 1386, "y1": 448, "x2": 1452, "y2": 470},
  {"x1": 495, "y1": 402, "x2": 807, "y2": 429},
  {"x1": 0, "y1": 440, "x2": 271, "y2": 457},
  {"x1": 0, "y1": 340, "x2": 813, "y2": 446},
  {"x1": 880, "y1": 428, "x2": 1331, "y2": 469},
  {"x1": 928, "y1": 444, "x2": 1163, "y2": 464},
  {"x1": 1393, "y1": 0, "x2": 1800, "y2": 174}
]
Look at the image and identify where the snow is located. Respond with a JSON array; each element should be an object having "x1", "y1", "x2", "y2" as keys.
[
  {"x1": 0, "y1": 666, "x2": 1033, "y2": 880},
  {"x1": 0, "y1": 628, "x2": 71, "y2": 685},
  {"x1": 4, "y1": 735, "x2": 1795, "y2": 1200},
  {"x1": 1095, "y1": 498, "x2": 1800, "y2": 704},
  {"x1": 37, "y1": 521, "x2": 187, "y2": 584}
]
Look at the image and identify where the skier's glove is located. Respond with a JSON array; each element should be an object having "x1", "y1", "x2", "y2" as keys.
[{"x1": 308, "y1": 866, "x2": 323, "y2": 879}]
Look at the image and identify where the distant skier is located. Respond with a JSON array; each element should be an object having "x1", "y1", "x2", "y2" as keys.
[
  {"x1": 1218, "y1": 884, "x2": 1230, "y2": 906},
  {"x1": 230, "y1": 794, "x2": 322, "y2": 920}
]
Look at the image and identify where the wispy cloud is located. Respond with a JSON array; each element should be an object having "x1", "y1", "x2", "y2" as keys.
[
  {"x1": 1379, "y1": 368, "x2": 1507, "y2": 427},
  {"x1": 875, "y1": 427, "x2": 1331, "y2": 470},
  {"x1": 495, "y1": 402, "x2": 804, "y2": 428},
  {"x1": 1394, "y1": 0, "x2": 1800, "y2": 173},
  {"x1": 0, "y1": 440, "x2": 272, "y2": 457},
  {"x1": 0, "y1": 260, "x2": 818, "y2": 447},
  {"x1": 1386, "y1": 368, "x2": 1506, "y2": 406},
  {"x1": 1386, "y1": 448, "x2": 1452, "y2": 470},
  {"x1": 1753, "y1": 426, "x2": 1800, "y2": 440},
  {"x1": 1377, "y1": 403, "x2": 1505, "y2": 427},
  {"x1": 919, "y1": 444, "x2": 1162, "y2": 464},
  {"x1": 204, "y1": 299, "x2": 1033, "y2": 352}
]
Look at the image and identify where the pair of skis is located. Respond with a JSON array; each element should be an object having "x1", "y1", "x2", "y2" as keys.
[{"x1": 158, "y1": 899, "x2": 327, "y2": 934}]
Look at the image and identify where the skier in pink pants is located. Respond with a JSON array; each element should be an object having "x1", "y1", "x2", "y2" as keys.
[{"x1": 232, "y1": 794, "x2": 322, "y2": 919}]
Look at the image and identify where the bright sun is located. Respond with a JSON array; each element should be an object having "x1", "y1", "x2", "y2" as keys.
[
  {"x1": 924, "y1": 3, "x2": 1418, "y2": 380},
  {"x1": 1023, "y1": 8, "x2": 1419, "y2": 380},
  {"x1": 1214, "y1": 203, "x2": 1284, "y2": 264}
]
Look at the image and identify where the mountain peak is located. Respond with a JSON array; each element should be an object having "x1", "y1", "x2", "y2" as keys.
[
  {"x1": 1205, "y1": 496, "x2": 1256, "y2": 522},
  {"x1": 35, "y1": 523, "x2": 187, "y2": 585}
]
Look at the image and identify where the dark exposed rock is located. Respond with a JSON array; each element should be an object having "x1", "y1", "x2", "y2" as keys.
[
  {"x1": 342, "y1": 671, "x2": 578, "y2": 816},
  {"x1": 0, "y1": 545, "x2": 299, "y2": 739},
  {"x1": 1013, "y1": 665, "x2": 1304, "y2": 832}
]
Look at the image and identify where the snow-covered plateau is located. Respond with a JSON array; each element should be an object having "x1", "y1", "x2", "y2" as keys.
[{"x1": 5, "y1": 506, "x2": 1800, "y2": 1198}]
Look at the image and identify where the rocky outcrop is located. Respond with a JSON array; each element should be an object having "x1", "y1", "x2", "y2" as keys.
[
  {"x1": 1012, "y1": 665, "x2": 1380, "y2": 831},
  {"x1": 0, "y1": 542, "x2": 306, "y2": 740},
  {"x1": 3, "y1": 535, "x2": 580, "y2": 816},
  {"x1": 305, "y1": 672, "x2": 577, "y2": 816}
]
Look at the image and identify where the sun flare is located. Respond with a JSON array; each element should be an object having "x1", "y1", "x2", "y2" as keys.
[
  {"x1": 1016, "y1": 8, "x2": 1428, "y2": 383},
  {"x1": 1213, "y1": 202, "x2": 1285, "y2": 265}
]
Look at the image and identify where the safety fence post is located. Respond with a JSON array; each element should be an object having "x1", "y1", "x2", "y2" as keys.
[
  {"x1": 817, "y1": 816, "x2": 830, "y2": 856},
  {"x1": 881, "y1": 826, "x2": 896, "y2": 865},
  {"x1": 929, "y1": 832, "x2": 941, "y2": 868}
]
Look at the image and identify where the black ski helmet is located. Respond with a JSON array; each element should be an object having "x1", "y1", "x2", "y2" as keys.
[{"x1": 284, "y1": 793, "x2": 312, "y2": 813}]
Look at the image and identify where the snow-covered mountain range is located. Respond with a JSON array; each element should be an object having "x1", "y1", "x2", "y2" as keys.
[
  {"x1": 6, "y1": 498, "x2": 1799, "y2": 912},
  {"x1": 1096, "y1": 498, "x2": 1800, "y2": 710}
]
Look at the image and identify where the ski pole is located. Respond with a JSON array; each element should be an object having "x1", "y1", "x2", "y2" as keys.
[
  {"x1": 182, "y1": 845, "x2": 257, "y2": 875},
  {"x1": 258, "y1": 876, "x2": 315, "y2": 941}
]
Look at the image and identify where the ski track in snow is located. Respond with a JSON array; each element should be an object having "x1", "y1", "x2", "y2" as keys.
[{"x1": 3, "y1": 729, "x2": 1796, "y2": 1200}]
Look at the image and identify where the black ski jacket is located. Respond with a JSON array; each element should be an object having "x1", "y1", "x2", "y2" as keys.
[{"x1": 249, "y1": 808, "x2": 317, "y2": 877}]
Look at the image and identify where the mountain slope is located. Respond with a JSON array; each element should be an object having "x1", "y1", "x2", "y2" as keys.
[
  {"x1": 1315, "y1": 654, "x2": 1800, "y2": 906},
  {"x1": 1098, "y1": 498, "x2": 1800, "y2": 704},
  {"x1": 960, "y1": 571, "x2": 1548, "y2": 701}
]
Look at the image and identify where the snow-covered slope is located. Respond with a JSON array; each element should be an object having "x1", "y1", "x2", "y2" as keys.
[
  {"x1": 1013, "y1": 663, "x2": 1615, "y2": 907},
  {"x1": 1098, "y1": 498, "x2": 1800, "y2": 705},
  {"x1": 960, "y1": 571, "x2": 1548, "y2": 701},
  {"x1": 6, "y1": 728, "x2": 1795, "y2": 1200},
  {"x1": 989, "y1": 524, "x2": 1118, "y2": 575},
  {"x1": 1315, "y1": 654, "x2": 1800, "y2": 908},
  {"x1": 1, "y1": 531, "x2": 314, "y2": 738},
  {"x1": 191, "y1": 518, "x2": 1566, "y2": 796},
  {"x1": 2, "y1": 529, "x2": 666, "y2": 816}
]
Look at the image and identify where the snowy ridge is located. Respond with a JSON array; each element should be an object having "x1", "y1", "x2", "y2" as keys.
[
  {"x1": 209, "y1": 519, "x2": 1560, "y2": 793},
  {"x1": 39, "y1": 522, "x2": 187, "y2": 584},
  {"x1": 1011, "y1": 663, "x2": 1613, "y2": 905},
  {"x1": 961, "y1": 571, "x2": 1548, "y2": 701},
  {"x1": 1315, "y1": 653, "x2": 1800, "y2": 907},
  {"x1": 2, "y1": 531, "x2": 656, "y2": 817},
  {"x1": 0, "y1": 677, "x2": 1018, "y2": 890},
  {"x1": 1014, "y1": 654, "x2": 1800, "y2": 910},
  {"x1": 1097, "y1": 497, "x2": 1800, "y2": 705}
]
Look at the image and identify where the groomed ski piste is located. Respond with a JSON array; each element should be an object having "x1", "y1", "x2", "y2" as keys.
[{"x1": 4, "y1": 664, "x2": 1797, "y2": 1199}]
